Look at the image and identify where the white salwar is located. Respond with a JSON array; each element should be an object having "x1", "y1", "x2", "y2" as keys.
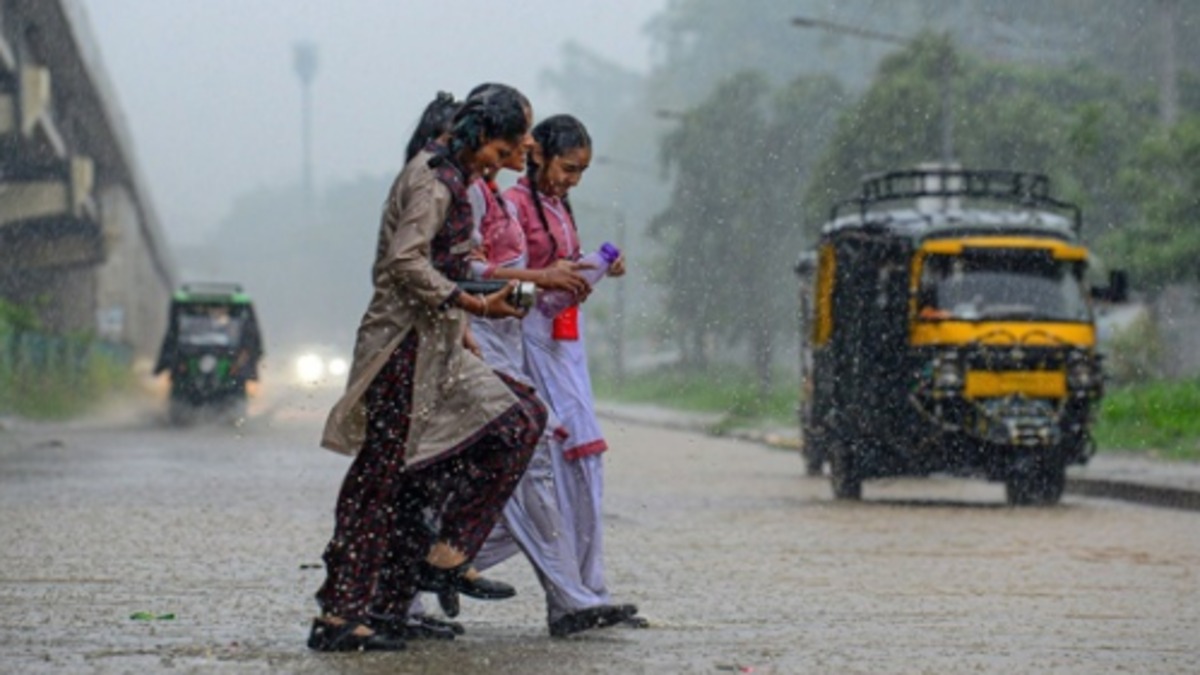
[{"x1": 520, "y1": 308, "x2": 610, "y2": 605}]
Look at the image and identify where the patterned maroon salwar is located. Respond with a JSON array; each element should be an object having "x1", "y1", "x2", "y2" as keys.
[{"x1": 316, "y1": 332, "x2": 545, "y2": 622}]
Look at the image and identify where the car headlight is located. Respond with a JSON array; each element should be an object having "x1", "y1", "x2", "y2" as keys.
[
  {"x1": 296, "y1": 353, "x2": 325, "y2": 383},
  {"x1": 328, "y1": 357, "x2": 349, "y2": 377}
]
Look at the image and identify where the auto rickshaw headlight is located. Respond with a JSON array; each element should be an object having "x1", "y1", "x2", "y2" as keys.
[
  {"x1": 932, "y1": 352, "x2": 963, "y2": 389},
  {"x1": 199, "y1": 354, "x2": 218, "y2": 374}
]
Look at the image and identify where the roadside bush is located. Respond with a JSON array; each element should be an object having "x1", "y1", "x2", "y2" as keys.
[
  {"x1": 1103, "y1": 311, "x2": 1164, "y2": 385},
  {"x1": 0, "y1": 303, "x2": 132, "y2": 419}
]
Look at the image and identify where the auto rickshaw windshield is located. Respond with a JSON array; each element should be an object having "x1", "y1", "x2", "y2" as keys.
[
  {"x1": 177, "y1": 305, "x2": 246, "y2": 348},
  {"x1": 917, "y1": 252, "x2": 1091, "y2": 323}
]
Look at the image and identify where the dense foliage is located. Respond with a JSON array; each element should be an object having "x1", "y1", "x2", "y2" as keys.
[{"x1": 621, "y1": 3, "x2": 1199, "y2": 381}]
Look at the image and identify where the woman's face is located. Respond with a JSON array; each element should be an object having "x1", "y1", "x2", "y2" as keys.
[
  {"x1": 470, "y1": 136, "x2": 523, "y2": 179},
  {"x1": 502, "y1": 106, "x2": 535, "y2": 173},
  {"x1": 536, "y1": 145, "x2": 592, "y2": 198}
]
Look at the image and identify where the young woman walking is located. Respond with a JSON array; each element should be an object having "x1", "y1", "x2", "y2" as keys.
[
  {"x1": 461, "y1": 94, "x2": 640, "y2": 638},
  {"x1": 308, "y1": 86, "x2": 546, "y2": 652},
  {"x1": 504, "y1": 114, "x2": 648, "y2": 632},
  {"x1": 396, "y1": 87, "x2": 638, "y2": 638}
]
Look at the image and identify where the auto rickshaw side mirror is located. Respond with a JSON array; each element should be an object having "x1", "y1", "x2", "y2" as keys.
[
  {"x1": 1090, "y1": 270, "x2": 1129, "y2": 303},
  {"x1": 794, "y1": 251, "x2": 817, "y2": 277}
]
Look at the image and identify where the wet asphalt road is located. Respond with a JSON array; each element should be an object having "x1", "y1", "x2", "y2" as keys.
[{"x1": 1, "y1": 392, "x2": 1198, "y2": 674}]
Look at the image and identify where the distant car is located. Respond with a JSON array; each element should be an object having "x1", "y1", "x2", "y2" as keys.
[{"x1": 285, "y1": 344, "x2": 351, "y2": 390}]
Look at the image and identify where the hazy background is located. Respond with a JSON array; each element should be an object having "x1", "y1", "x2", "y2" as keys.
[
  {"x1": 72, "y1": 1, "x2": 1200, "y2": 391},
  {"x1": 81, "y1": 0, "x2": 664, "y2": 246}
]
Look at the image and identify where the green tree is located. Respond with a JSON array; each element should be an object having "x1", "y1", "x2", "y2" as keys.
[
  {"x1": 650, "y1": 72, "x2": 847, "y2": 390},
  {"x1": 1108, "y1": 116, "x2": 1200, "y2": 289},
  {"x1": 805, "y1": 35, "x2": 1154, "y2": 246}
]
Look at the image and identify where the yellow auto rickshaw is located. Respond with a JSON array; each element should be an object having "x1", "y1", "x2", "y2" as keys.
[{"x1": 795, "y1": 168, "x2": 1126, "y2": 505}]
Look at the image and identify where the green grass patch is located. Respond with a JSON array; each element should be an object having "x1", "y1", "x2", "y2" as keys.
[
  {"x1": 595, "y1": 366, "x2": 1200, "y2": 463},
  {"x1": 1093, "y1": 378, "x2": 1200, "y2": 461},
  {"x1": 592, "y1": 365, "x2": 797, "y2": 430}
]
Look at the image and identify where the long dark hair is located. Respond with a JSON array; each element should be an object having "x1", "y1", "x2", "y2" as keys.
[
  {"x1": 404, "y1": 91, "x2": 460, "y2": 163},
  {"x1": 446, "y1": 85, "x2": 528, "y2": 160},
  {"x1": 526, "y1": 114, "x2": 592, "y2": 258},
  {"x1": 467, "y1": 82, "x2": 531, "y2": 113}
]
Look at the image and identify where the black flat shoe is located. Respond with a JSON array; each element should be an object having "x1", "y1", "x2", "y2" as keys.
[
  {"x1": 416, "y1": 614, "x2": 466, "y2": 636},
  {"x1": 307, "y1": 619, "x2": 407, "y2": 652},
  {"x1": 416, "y1": 561, "x2": 517, "y2": 600},
  {"x1": 620, "y1": 615, "x2": 651, "y2": 629},
  {"x1": 548, "y1": 604, "x2": 639, "y2": 638},
  {"x1": 368, "y1": 614, "x2": 459, "y2": 641},
  {"x1": 437, "y1": 587, "x2": 460, "y2": 618}
]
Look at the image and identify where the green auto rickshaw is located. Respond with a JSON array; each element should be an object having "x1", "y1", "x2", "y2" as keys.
[{"x1": 153, "y1": 283, "x2": 263, "y2": 425}]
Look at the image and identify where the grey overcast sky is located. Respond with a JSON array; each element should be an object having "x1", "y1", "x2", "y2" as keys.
[{"x1": 79, "y1": 0, "x2": 664, "y2": 245}]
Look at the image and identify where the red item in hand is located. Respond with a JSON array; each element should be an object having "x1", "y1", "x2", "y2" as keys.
[{"x1": 552, "y1": 305, "x2": 580, "y2": 341}]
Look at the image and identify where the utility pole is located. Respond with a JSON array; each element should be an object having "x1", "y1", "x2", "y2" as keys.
[
  {"x1": 292, "y1": 42, "x2": 319, "y2": 208},
  {"x1": 614, "y1": 209, "x2": 628, "y2": 387},
  {"x1": 791, "y1": 16, "x2": 955, "y2": 165}
]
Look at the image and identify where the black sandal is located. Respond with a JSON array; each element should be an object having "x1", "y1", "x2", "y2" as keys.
[
  {"x1": 416, "y1": 561, "x2": 517, "y2": 600},
  {"x1": 621, "y1": 615, "x2": 651, "y2": 629},
  {"x1": 307, "y1": 618, "x2": 407, "y2": 652},
  {"x1": 548, "y1": 604, "x2": 639, "y2": 638},
  {"x1": 368, "y1": 613, "x2": 460, "y2": 641}
]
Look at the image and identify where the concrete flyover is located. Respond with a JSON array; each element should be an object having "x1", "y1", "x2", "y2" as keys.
[{"x1": 1, "y1": 0, "x2": 174, "y2": 365}]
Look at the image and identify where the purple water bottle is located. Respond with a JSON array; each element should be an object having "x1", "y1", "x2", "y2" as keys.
[{"x1": 537, "y1": 242, "x2": 621, "y2": 318}]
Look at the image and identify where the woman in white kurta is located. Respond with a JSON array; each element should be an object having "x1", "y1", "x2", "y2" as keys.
[{"x1": 504, "y1": 114, "x2": 647, "y2": 631}]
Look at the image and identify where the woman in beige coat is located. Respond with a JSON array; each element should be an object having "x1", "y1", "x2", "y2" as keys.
[{"x1": 308, "y1": 87, "x2": 546, "y2": 653}]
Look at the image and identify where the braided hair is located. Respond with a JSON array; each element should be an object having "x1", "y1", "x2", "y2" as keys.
[
  {"x1": 526, "y1": 114, "x2": 592, "y2": 259},
  {"x1": 404, "y1": 91, "x2": 460, "y2": 163}
]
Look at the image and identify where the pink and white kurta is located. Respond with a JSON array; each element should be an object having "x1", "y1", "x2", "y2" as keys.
[{"x1": 506, "y1": 176, "x2": 611, "y2": 605}]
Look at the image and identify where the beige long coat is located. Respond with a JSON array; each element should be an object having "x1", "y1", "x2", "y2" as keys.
[{"x1": 321, "y1": 150, "x2": 518, "y2": 467}]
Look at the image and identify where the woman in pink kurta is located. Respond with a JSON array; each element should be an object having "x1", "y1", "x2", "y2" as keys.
[{"x1": 505, "y1": 114, "x2": 645, "y2": 630}]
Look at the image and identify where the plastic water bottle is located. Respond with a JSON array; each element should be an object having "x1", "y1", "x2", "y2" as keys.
[{"x1": 537, "y1": 242, "x2": 621, "y2": 318}]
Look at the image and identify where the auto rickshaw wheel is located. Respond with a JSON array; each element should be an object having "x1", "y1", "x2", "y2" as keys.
[
  {"x1": 1005, "y1": 457, "x2": 1066, "y2": 506},
  {"x1": 830, "y1": 447, "x2": 862, "y2": 500},
  {"x1": 800, "y1": 429, "x2": 825, "y2": 477},
  {"x1": 804, "y1": 453, "x2": 825, "y2": 477}
]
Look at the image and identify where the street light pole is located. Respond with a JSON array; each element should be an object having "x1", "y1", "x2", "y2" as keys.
[
  {"x1": 292, "y1": 42, "x2": 319, "y2": 208},
  {"x1": 614, "y1": 209, "x2": 628, "y2": 387},
  {"x1": 791, "y1": 16, "x2": 955, "y2": 165},
  {"x1": 1157, "y1": 0, "x2": 1180, "y2": 126}
]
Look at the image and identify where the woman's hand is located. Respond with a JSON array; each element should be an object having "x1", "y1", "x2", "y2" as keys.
[
  {"x1": 608, "y1": 255, "x2": 627, "y2": 278},
  {"x1": 536, "y1": 262, "x2": 591, "y2": 298},
  {"x1": 462, "y1": 324, "x2": 482, "y2": 357},
  {"x1": 461, "y1": 280, "x2": 527, "y2": 319}
]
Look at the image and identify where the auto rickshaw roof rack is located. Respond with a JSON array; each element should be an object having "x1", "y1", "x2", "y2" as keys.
[
  {"x1": 830, "y1": 168, "x2": 1082, "y2": 235},
  {"x1": 175, "y1": 282, "x2": 251, "y2": 303}
]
